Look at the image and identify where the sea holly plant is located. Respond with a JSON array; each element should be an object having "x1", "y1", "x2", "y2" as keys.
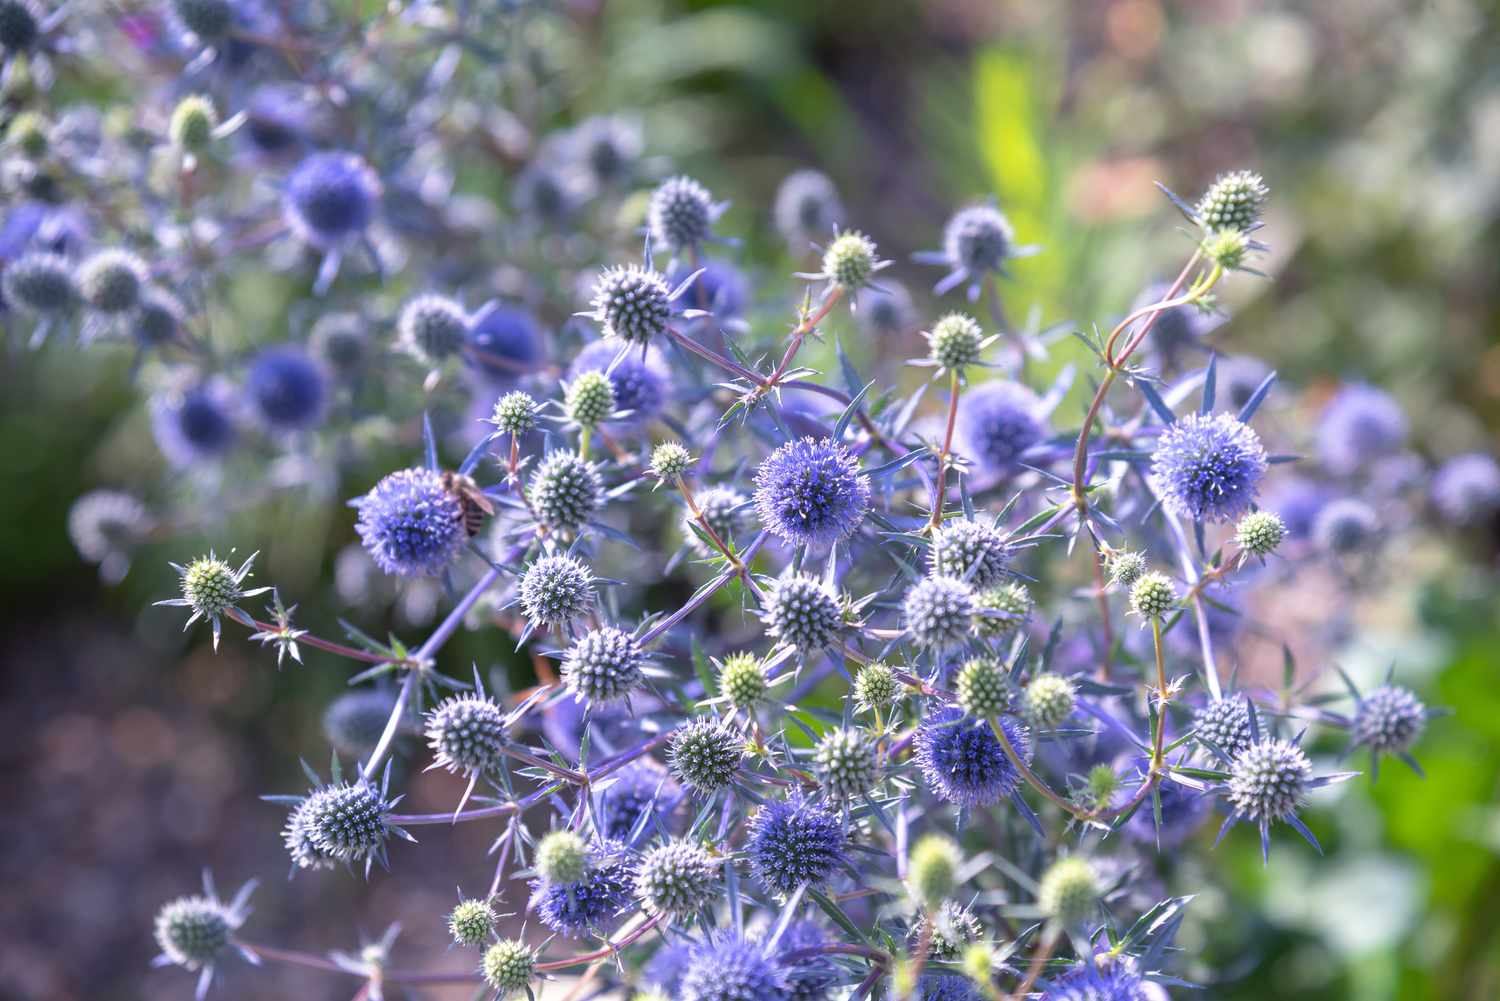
[{"x1": 9, "y1": 6, "x2": 1480, "y2": 1001}]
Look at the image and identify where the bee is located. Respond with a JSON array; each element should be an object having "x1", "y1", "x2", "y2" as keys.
[{"x1": 440, "y1": 470, "x2": 496, "y2": 538}]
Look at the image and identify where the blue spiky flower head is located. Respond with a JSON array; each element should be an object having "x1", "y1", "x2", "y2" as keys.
[
  {"x1": 680, "y1": 933, "x2": 790, "y2": 1001},
  {"x1": 596, "y1": 762, "x2": 675, "y2": 843},
  {"x1": 648, "y1": 175, "x2": 721, "y2": 252},
  {"x1": 668, "y1": 716, "x2": 744, "y2": 795},
  {"x1": 309, "y1": 312, "x2": 367, "y2": 377},
  {"x1": 914, "y1": 705, "x2": 1029, "y2": 807},
  {"x1": 671, "y1": 259, "x2": 749, "y2": 319},
  {"x1": 171, "y1": 0, "x2": 235, "y2": 41},
  {"x1": 1227, "y1": 739, "x2": 1312, "y2": 826},
  {"x1": 528, "y1": 450, "x2": 603, "y2": 535},
  {"x1": 150, "y1": 377, "x2": 238, "y2": 467},
  {"x1": 1316, "y1": 384, "x2": 1408, "y2": 476},
  {"x1": 281, "y1": 777, "x2": 402, "y2": 872},
  {"x1": 930, "y1": 518, "x2": 1013, "y2": 589},
  {"x1": 943, "y1": 205, "x2": 1013, "y2": 278},
  {"x1": 954, "y1": 381, "x2": 1047, "y2": 478},
  {"x1": 519, "y1": 553, "x2": 595, "y2": 630},
  {"x1": 569, "y1": 339, "x2": 672, "y2": 426},
  {"x1": 920, "y1": 975, "x2": 984, "y2": 1001},
  {"x1": 746, "y1": 795, "x2": 848, "y2": 897},
  {"x1": 0, "y1": 0, "x2": 43, "y2": 53},
  {"x1": 635, "y1": 839, "x2": 719, "y2": 919},
  {"x1": 753, "y1": 436, "x2": 870, "y2": 547},
  {"x1": 424, "y1": 693, "x2": 508, "y2": 776},
  {"x1": 775, "y1": 169, "x2": 844, "y2": 251},
  {"x1": 531, "y1": 840, "x2": 635, "y2": 938},
  {"x1": 682, "y1": 485, "x2": 748, "y2": 556},
  {"x1": 1432, "y1": 452, "x2": 1500, "y2": 526},
  {"x1": 156, "y1": 550, "x2": 269, "y2": 651},
  {"x1": 283, "y1": 151, "x2": 380, "y2": 249},
  {"x1": 1312, "y1": 496, "x2": 1377, "y2": 554},
  {"x1": 353, "y1": 467, "x2": 465, "y2": 577},
  {"x1": 1194, "y1": 170, "x2": 1269, "y2": 232},
  {"x1": 448, "y1": 898, "x2": 496, "y2": 947},
  {"x1": 763, "y1": 573, "x2": 842, "y2": 652},
  {"x1": 1353, "y1": 685, "x2": 1427, "y2": 757},
  {"x1": 1037, "y1": 856, "x2": 1100, "y2": 926},
  {"x1": 903, "y1": 575, "x2": 975, "y2": 650},
  {"x1": 572, "y1": 114, "x2": 642, "y2": 187},
  {"x1": 1151, "y1": 411, "x2": 1268, "y2": 523},
  {"x1": 562, "y1": 625, "x2": 644, "y2": 703},
  {"x1": 129, "y1": 291, "x2": 182, "y2": 351},
  {"x1": 1195, "y1": 695, "x2": 1258, "y2": 759},
  {"x1": 152, "y1": 871, "x2": 257, "y2": 997},
  {"x1": 815, "y1": 726, "x2": 880, "y2": 800},
  {"x1": 588, "y1": 263, "x2": 678, "y2": 344},
  {"x1": 245, "y1": 345, "x2": 326, "y2": 431},
  {"x1": 398, "y1": 293, "x2": 468, "y2": 363},
  {"x1": 77, "y1": 247, "x2": 147, "y2": 316},
  {"x1": 3, "y1": 250, "x2": 76, "y2": 315},
  {"x1": 480, "y1": 939, "x2": 535, "y2": 997},
  {"x1": 1041, "y1": 956, "x2": 1151, "y2": 1001},
  {"x1": 464, "y1": 302, "x2": 545, "y2": 382}
]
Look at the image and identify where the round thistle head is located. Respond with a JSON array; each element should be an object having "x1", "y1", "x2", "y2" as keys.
[
  {"x1": 681, "y1": 485, "x2": 747, "y2": 556},
  {"x1": 0, "y1": 0, "x2": 42, "y2": 52},
  {"x1": 930, "y1": 519, "x2": 1013, "y2": 590},
  {"x1": 591, "y1": 265, "x2": 673, "y2": 344},
  {"x1": 518, "y1": 553, "x2": 595, "y2": 629},
  {"x1": 569, "y1": 339, "x2": 673, "y2": 425},
  {"x1": 180, "y1": 554, "x2": 243, "y2": 619},
  {"x1": 322, "y1": 689, "x2": 400, "y2": 762},
  {"x1": 815, "y1": 726, "x2": 880, "y2": 800},
  {"x1": 309, "y1": 312, "x2": 367, "y2": 376},
  {"x1": 151, "y1": 379, "x2": 237, "y2": 465},
  {"x1": 914, "y1": 705, "x2": 1029, "y2": 807},
  {"x1": 528, "y1": 450, "x2": 603, "y2": 535},
  {"x1": 928, "y1": 313, "x2": 985, "y2": 370},
  {"x1": 1354, "y1": 685, "x2": 1427, "y2": 755},
  {"x1": 1128, "y1": 572, "x2": 1177, "y2": 620},
  {"x1": 565, "y1": 369, "x2": 616, "y2": 427},
  {"x1": 172, "y1": 0, "x2": 235, "y2": 39},
  {"x1": 480, "y1": 939, "x2": 535, "y2": 997},
  {"x1": 245, "y1": 346, "x2": 326, "y2": 431},
  {"x1": 465, "y1": 303, "x2": 544, "y2": 381},
  {"x1": 6, "y1": 110, "x2": 47, "y2": 156},
  {"x1": 955, "y1": 657, "x2": 1008, "y2": 718},
  {"x1": 1317, "y1": 384, "x2": 1408, "y2": 476},
  {"x1": 531, "y1": 842, "x2": 635, "y2": 938},
  {"x1": 1432, "y1": 453, "x2": 1500, "y2": 526},
  {"x1": 668, "y1": 717, "x2": 744, "y2": 795},
  {"x1": 1312, "y1": 497, "x2": 1378, "y2": 554},
  {"x1": 170, "y1": 95, "x2": 218, "y2": 152},
  {"x1": 904, "y1": 575, "x2": 975, "y2": 649},
  {"x1": 562, "y1": 626, "x2": 644, "y2": 703},
  {"x1": 635, "y1": 839, "x2": 719, "y2": 918},
  {"x1": 916, "y1": 900, "x2": 984, "y2": 961},
  {"x1": 1041, "y1": 956, "x2": 1150, "y2": 1001},
  {"x1": 920, "y1": 975, "x2": 984, "y2": 1001},
  {"x1": 717, "y1": 652, "x2": 768, "y2": 710},
  {"x1": 1194, "y1": 170, "x2": 1269, "y2": 231},
  {"x1": 955, "y1": 382, "x2": 1047, "y2": 477},
  {"x1": 1195, "y1": 696, "x2": 1257, "y2": 759},
  {"x1": 425, "y1": 693, "x2": 507, "y2": 775},
  {"x1": 1022, "y1": 673, "x2": 1076, "y2": 730},
  {"x1": 852, "y1": 662, "x2": 901, "y2": 714},
  {"x1": 907, "y1": 834, "x2": 962, "y2": 909},
  {"x1": 1228, "y1": 738, "x2": 1311, "y2": 824},
  {"x1": 943, "y1": 205, "x2": 1014, "y2": 276},
  {"x1": 648, "y1": 175, "x2": 716, "y2": 251},
  {"x1": 1202, "y1": 227, "x2": 1251, "y2": 270},
  {"x1": 1235, "y1": 510, "x2": 1286, "y2": 557},
  {"x1": 284, "y1": 151, "x2": 381, "y2": 247},
  {"x1": 747, "y1": 796, "x2": 847, "y2": 896},
  {"x1": 764, "y1": 574, "x2": 842, "y2": 652},
  {"x1": 649, "y1": 441, "x2": 693, "y2": 481},
  {"x1": 1037, "y1": 856, "x2": 1099, "y2": 926},
  {"x1": 1079, "y1": 764, "x2": 1122, "y2": 815},
  {"x1": 67, "y1": 490, "x2": 151, "y2": 566},
  {"x1": 3, "y1": 251, "x2": 75, "y2": 315},
  {"x1": 288, "y1": 781, "x2": 392, "y2": 864},
  {"x1": 153, "y1": 895, "x2": 232, "y2": 970},
  {"x1": 1151, "y1": 412, "x2": 1267, "y2": 523},
  {"x1": 573, "y1": 115, "x2": 641, "y2": 187},
  {"x1": 680, "y1": 934, "x2": 790, "y2": 1001},
  {"x1": 535, "y1": 829, "x2": 590, "y2": 884},
  {"x1": 972, "y1": 582, "x2": 1033, "y2": 640},
  {"x1": 753, "y1": 436, "x2": 870, "y2": 547},
  {"x1": 353, "y1": 468, "x2": 465, "y2": 577},
  {"x1": 399, "y1": 294, "x2": 468, "y2": 362},
  {"x1": 490, "y1": 391, "x2": 539, "y2": 436},
  {"x1": 448, "y1": 898, "x2": 496, "y2": 947},
  {"x1": 821, "y1": 230, "x2": 879, "y2": 290},
  {"x1": 774, "y1": 169, "x2": 844, "y2": 250}
]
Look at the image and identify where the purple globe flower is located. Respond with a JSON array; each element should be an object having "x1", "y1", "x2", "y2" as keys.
[
  {"x1": 921, "y1": 976, "x2": 985, "y2": 1001},
  {"x1": 954, "y1": 381, "x2": 1048, "y2": 478},
  {"x1": 1317, "y1": 384, "x2": 1408, "y2": 476},
  {"x1": 594, "y1": 761, "x2": 677, "y2": 843},
  {"x1": 1431, "y1": 452, "x2": 1500, "y2": 526},
  {"x1": 680, "y1": 933, "x2": 790, "y2": 1001},
  {"x1": 529, "y1": 841, "x2": 635, "y2": 938},
  {"x1": 283, "y1": 151, "x2": 380, "y2": 248},
  {"x1": 914, "y1": 705, "x2": 1030, "y2": 807},
  {"x1": 464, "y1": 302, "x2": 545, "y2": 383},
  {"x1": 1041, "y1": 958, "x2": 1151, "y2": 1001},
  {"x1": 244, "y1": 345, "x2": 326, "y2": 431},
  {"x1": 746, "y1": 796, "x2": 847, "y2": 897},
  {"x1": 150, "y1": 377, "x2": 238, "y2": 466},
  {"x1": 242, "y1": 84, "x2": 309, "y2": 158},
  {"x1": 568, "y1": 339, "x2": 672, "y2": 426},
  {"x1": 643, "y1": 939, "x2": 695, "y2": 995},
  {"x1": 672, "y1": 260, "x2": 748, "y2": 318},
  {"x1": 1151, "y1": 412, "x2": 1267, "y2": 523},
  {"x1": 352, "y1": 467, "x2": 465, "y2": 577},
  {"x1": 754, "y1": 436, "x2": 870, "y2": 547}
]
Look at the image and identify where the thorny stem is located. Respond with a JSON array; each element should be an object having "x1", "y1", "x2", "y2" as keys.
[
  {"x1": 926, "y1": 368, "x2": 962, "y2": 532},
  {"x1": 674, "y1": 473, "x2": 746, "y2": 576},
  {"x1": 1004, "y1": 927, "x2": 1057, "y2": 1001},
  {"x1": 1150, "y1": 617, "x2": 1169, "y2": 769},
  {"x1": 241, "y1": 617, "x2": 391, "y2": 665},
  {"x1": 234, "y1": 940, "x2": 479, "y2": 984}
]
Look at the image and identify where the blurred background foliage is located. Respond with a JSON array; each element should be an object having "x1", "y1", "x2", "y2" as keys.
[{"x1": 2, "y1": 1, "x2": 1498, "y2": 999}]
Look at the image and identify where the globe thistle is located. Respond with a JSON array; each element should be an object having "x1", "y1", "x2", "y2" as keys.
[
  {"x1": 283, "y1": 779, "x2": 399, "y2": 870},
  {"x1": 913, "y1": 705, "x2": 1029, "y2": 807},
  {"x1": 152, "y1": 872, "x2": 256, "y2": 994},
  {"x1": 512, "y1": 158, "x2": 584, "y2": 226},
  {"x1": 425, "y1": 693, "x2": 508, "y2": 776},
  {"x1": 482, "y1": 392, "x2": 537, "y2": 439},
  {"x1": 907, "y1": 834, "x2": 962, "y2": 909},
  {"x1": 815, "y1": 726, "x2": 880, "y2": 800},
  {"x1": 1151, "y1": 412, "x2": 1267, "y2": 523},
  {"x1": 241, "y1": 84, "x2": 309, "y2": 157},
  {"x1": 1202, "y1": 228, "x2": 1251, "y2": 271},
  {"x1": 596, "y1": 763, "x2": 676, "y2": 843},
  {"x1": 67, "y1": 489, "x2": 151, "y2": 570},
  {"x1": 820, "y1": 230, "x2": 880, "y2": 291},
  {"x1": 572, "y1": 115, "x2": 642, "y2": 187},
  {"x1": 1312, "y1": 497, "x2": 1378, "y2": 554},
  {"x1": 465, "y1": 302, "x2": 545, "y2": 382},
  {"x1": 954, "y1": 382, "x2": 1047, "y2": 478},
  {"x1": 518, "y1": 553, "x2": 595, "y2": 630},
  {"x1": 1022, "y1": 673, "x2": 1076, "y2": 729},
  {"x1": 647, "y1": 442, "x2": 692, "y2": 484},
  {"x1": 534, "y1": 829, "x2": 590, "y2": 884},
  {"x1": 77, "y1": 248, "x2": 147, "y2": 316},
  {"x1": 920, "y1": 975, "x2": 984, "y2": 1001},
  {"x1": 753, "y1": 436, "x2": 870, "y2": 548},
  {"x1": 1317, "y1": 384, "x2": 1408, "y2": 476},
  {"x1": 589, "y1": 264, "x2": 676, "y2": 344},
  {"x1": 1128, "y1": 572, "x2": 1176, "y2": 620},
  {"x1": 1225, "y1": 738, "x2": 1316, "y2": 857},
  {"x1": 398, "y1": 294, "x2": 468, "y2": 363},
  {"x1": 480, "y1": 939, "x2": 535, "y2": 998},
  {"x1": 0, "y1": 0, "x2": 42, "y2": 54},
  {"x1": 648, "y1": 175, "x2": 719, "y2": 252},
  {"x1": 746, "y1": 795, "x2": 847, "y2": 897},
  {"x1": 1041, "y1": 957, "x2": 1151, "y2": 1001},
  {"x1": 1195, "y1": 696, "x2": 1258, "y2": 759},
  {"x1": 3, "y1": 251, "x2": 76, "y2": 315},
  {"x1": 322, "y1": 690, "x2": 401, "y2": 763},
  {"x1": 245, "y1": 346, "x2": 326, "y2": 431},
  {"x1": 448, "y1": 898, "x2": 497, "y2": 947},
  {"x1": 717, "y1": 651, "x2": 768, "y2": 710},
  {"x1": 1352, "y1": 685, "x2": 1427, "y2": 758},
  {"x1": 1124, "y1": 776, "x2": 1212, "y2": 850},
  {"x1": 1194, "y1": 170, "x2": 1269, "y2": 231},
  {"x1": 1037, "y1": 856, "x2": 1099, "y2": 926},
  {"x1": 531, "y1": 841, "x2": 636, "y2": 937},
  {"x1": 671, "y1": 259, "x2": 749, "y2": 319},
  {"x1": 642, "y1": 940, "x2": 695, "y2": 995},
  {"x1": 309, "y1": 312, "x2": 368, "y2": 377},
  {"x1": 904, "y1": 575, "x2": 975, "y2": 649},
  {"x1": 635, "y1": 839, "x2": 719, "y2": 919},
  {"x1": 353, "y1": 468, "x2": 466, "y2": 577},
  {"x1": 668, "y1": 716, "x2": 744, "y2": 795},
  {"x1": 562, "y1": 626, "x2": 644, "y2": 703},
  {"x1": 930, "y1": 519, "x2": 1013, "y2": 589},
  {"x1": 856, "y1": 280, "x2": 916, "y2": 336},
  {"x1": 528, "y1": 450, "x2": 602, "y2": 535},
  {"x1": 925, "y1": 312, "x2": 988, "y2": 371},
  {"x1": 914, "y1": 901, "x2": 984, "y2": 961},
  {"x1": 564, "y1": 369, "x2": 616, "y2": 427},
  {"x1": 150, "y1": 379, "x2": 238, "y2": 466},
  {"x1": 283, "y1": 151, "x2": 381, "y2": 248},
  {"x1": 170, "y1": 94, "x2": 218, "y2": 152},
  {"x1": 774, "y1": 169, "x2": 844, "y2": 250},
  {"x1": 172, "y1": 0, "x2": 235, "y2": 40},
  {"x1": 954, "y1": 657, "x2": 1008, "y2": 718},
  {"x1": 1077, "y1": 764, "x2": 1123, "y2": 815},
  {"x1": 764, "y1": 574, "x2": 842, "y2": 651},
  {"x1": 1431, "y1": 453, "x2": 1500, "y2": 526},
  {"x1": 157, "y1": 551, "x2": 268, "y2": 650},
  {"x1": 973, "y1": 582, "x2": 1033, "y2": 640},
  {"x1": 1104, "y1": 550, "x2": 1147, "y2": 589},
  {"x1": 932, "y1": 204, "x2": 1017, "y2": 296},
  {"x1": 570, "y1": 339, "x2": 672, "y2": 425},
  {"x1": 1235, "y1": 510, "x2": 1286, "y2": 558},
  {"x1": 679, "y1": 933, "x2": 791, "y2": 1001},
  {"x1": 764, "y1": 919, "x2": 836, "y2": 1001},
  {"x1": 853, "y1": 662, "x2": 902, "y2": 715}
]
